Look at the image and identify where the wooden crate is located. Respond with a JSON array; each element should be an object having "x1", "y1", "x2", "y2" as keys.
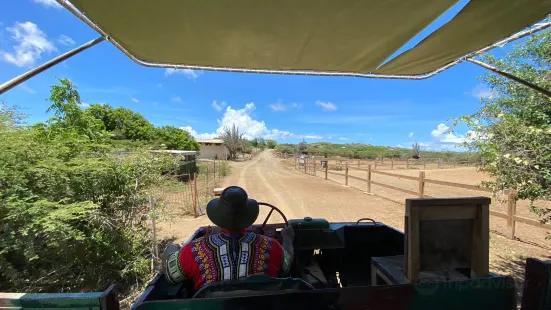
[{"x1": 404, "y1": 197, "x2": 490, "y2": 283}]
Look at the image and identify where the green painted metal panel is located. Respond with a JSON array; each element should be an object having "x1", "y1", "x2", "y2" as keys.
[{"x1": 132, "y1": 276, "x2": 516, "y2": 310}]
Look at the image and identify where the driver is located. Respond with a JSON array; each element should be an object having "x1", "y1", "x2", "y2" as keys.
[{"x1": 161, "y1": 186, "x2": 294, "y2": 290}]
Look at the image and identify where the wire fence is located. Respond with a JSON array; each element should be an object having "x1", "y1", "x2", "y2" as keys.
[
  {"x1": 148, "y1": 159, "x2": 230, "y2": 218},
  {"x1": 145, "y1": 159, "x2": 231, "y2": 269}
]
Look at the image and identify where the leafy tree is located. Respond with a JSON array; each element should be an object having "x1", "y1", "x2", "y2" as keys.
[
  {"x1": 297, "y1": 141, "x2": 308, "y2": 154},
  {"x1": 41, "y1": 79, "x2": 107, "y2": 142},
  {"x1": 267, "y1": 139, "x2": 277, "y2": 149},
  {"x1": 251, "y1": 137, "x2": 267, "y2": 149},
  {"x1": 220, "y1": 124, "x2": 245, "y2": 160},
  {"x1": 86, "y1": 104, "x2": 156, "y2": 141},
  {"x1": 154, "y1": 126, "x2": 200, "y2": 151},
  {"x1": 0, "y1": 101, "x2": 27, "y2": 131},
  {"x1": 455, "y1": 29, "x2": 551, "y2": 226}
]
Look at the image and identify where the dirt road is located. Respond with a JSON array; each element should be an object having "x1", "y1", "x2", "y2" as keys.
[
  {"x1": 159, "y1": 150, "x2": 406, "y2": 240},
  {"x1": 158, "y1": 150, "x2": 550, "y2": 295}
]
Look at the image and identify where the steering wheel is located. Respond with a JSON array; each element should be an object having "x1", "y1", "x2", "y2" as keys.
[{"x1": 258, "y1": 202, "x2": 289, "y2": 232}]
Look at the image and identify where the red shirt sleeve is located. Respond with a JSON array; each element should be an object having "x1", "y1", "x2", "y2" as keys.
[
  {"x1": 164, "y1": 243, "x2": 201, "y2": 288},
  {"x1": 266, "y1": 238, "x2": 292, "y2": 277}
]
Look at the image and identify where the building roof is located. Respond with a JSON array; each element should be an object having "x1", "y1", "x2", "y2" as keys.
[
  {"x1": 150, "y1": 150, "x2": 197, "y2": 155},
  {"x1": 197, "y1": 139, "x2": 224, "y2": 145}
]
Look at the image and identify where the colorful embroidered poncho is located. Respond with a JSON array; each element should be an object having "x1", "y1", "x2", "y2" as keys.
[{"x1": 164, "y1": 231, "x2": 292, "y2": 290}]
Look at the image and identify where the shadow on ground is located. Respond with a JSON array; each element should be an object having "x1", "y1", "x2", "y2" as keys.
[{"x1": 490, "y1": 253, "x2": 528, "y2": 306}]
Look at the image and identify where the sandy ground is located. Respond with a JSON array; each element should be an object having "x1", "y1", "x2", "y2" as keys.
[{"x1": 157, "y1": 150, "x2": 550, "y2": 301}]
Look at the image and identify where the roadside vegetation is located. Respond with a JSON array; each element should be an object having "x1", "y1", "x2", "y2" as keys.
[
  {"x1": 455, "y1": 29, "x2": 551, "y2": 228},
  {"x1": 0, "y1": 79, "x2": 187, "y2": 295}
]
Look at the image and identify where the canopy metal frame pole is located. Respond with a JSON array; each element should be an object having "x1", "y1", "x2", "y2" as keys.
[
  {"x1": 467, "y1": 58, "x2": 551, "y2": 98},
  {"x1": 0, "y1": 36, "x2": 105, "y2": 95}
]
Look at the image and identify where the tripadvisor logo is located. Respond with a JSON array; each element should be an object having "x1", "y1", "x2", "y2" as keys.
[{"x1": 414, "y1": 278, "x2": 516, "y2": 296}]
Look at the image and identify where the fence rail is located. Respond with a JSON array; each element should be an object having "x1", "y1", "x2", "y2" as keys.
[
  {"x1": 286, "y1": 154, "x2": 484, "y2": 170},
  {"x1": 294, "y1": 157, "x2": 550, "y2": 240}
]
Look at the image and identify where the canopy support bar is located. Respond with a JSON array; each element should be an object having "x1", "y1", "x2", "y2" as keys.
[
  {"x1": 0, "y1": 36, "x2": 106, "y2": 95},
  {"x1": 467, "y1": 58, "x2": 551, "y2": 98}
]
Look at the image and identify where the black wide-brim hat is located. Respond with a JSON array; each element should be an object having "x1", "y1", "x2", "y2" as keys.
[{"x1": 206, "y1": 186, "x2": 259, "y2": 230}]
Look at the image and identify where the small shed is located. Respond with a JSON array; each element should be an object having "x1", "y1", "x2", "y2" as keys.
[{"x1": 196, "y1": 139, "x2": 228, "y2": 160}]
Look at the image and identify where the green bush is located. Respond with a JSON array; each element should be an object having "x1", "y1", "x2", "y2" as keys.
[{"x1": 0, "y1": 80, "x2": 182, "y2": 294}]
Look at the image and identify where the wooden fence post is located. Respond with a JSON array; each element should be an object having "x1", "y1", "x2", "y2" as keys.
[
  {"x1": 418, "y1": 171, "x2": 425, "y2": 198},
  {"x1": 325, "y1": 161, "x2": 328, "y2": 180},
  {"x1": 506, "y1": 190, "x2": 517, "y2": 240},
  {"x1": 423, "y1": 159, "x2": 426, "y2": 170},
  {"x1": 367, "y1": 165, "x2": 372, "y2": 193},
  {"x1": 313, "y1": 159, "x2": 316, "y2": 176},
  {"x1": 391, "y1": 159, "x2": 394, "y2": 170},
  {"x1": 294, "y1": 156, "x2": 297, "y2": 170},
  {"x1": 345, "y1": 162, "x2": 349, "y2": 186},
  {"x1": 304, "y1": 158, "x2": 307, "y2": 173},
  {"x1": 407, "y1": 158, "x2": 410, "y2": 169}
]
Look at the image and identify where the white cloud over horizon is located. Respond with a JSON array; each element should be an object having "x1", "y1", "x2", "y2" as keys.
[
  {"x1": 409, "y1": 132, "x2": 414, "y2": 138},
  {"x1": 0, "y1": 21, "x2": 56, "y2": 67},
  {"x1": 131, "y1": 98, "x2": 139, "y2": 103},
  {"x1": 180, "y1": 102, "x2": 322, "y2": 141}
]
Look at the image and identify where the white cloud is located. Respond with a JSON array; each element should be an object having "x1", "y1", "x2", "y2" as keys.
[
  {"x1": 182, "y1": 102, "x2": 320, "y2": 141},
  {"x1": 430, "y1": 123, "x2": 479, "y2": 145},
  {"x1": 316, "y1": 101, "x2": 337, "y2": 111},
  {"x1": 78, "y1": 102, "x2": 91, "y2": 108},
  {"x1": 338, "y1": 137, "x2": 348, "y2": 141},
  {"x1": 131, "y1": 98, "x2": 139, "y2": 103},
  {"x1": 57, "y1": 34, "x2": 75, "y2": 46},
  {"x1": 469, "y1": 84, "x2": 494, "y2": 99},
  {"x1": 269, "y1": 102, "x2": 286, "y2": 112},
  {"x1": 33, "y1": 0, "x2": 61, "y2": 8},
  {"x1": 19, "y1": 83, "x2": 35, "y2": 93},
  {"x1": 212, "y1": 100, "x2": 227, "y2": 112},
  {"x1": 269, "y1": 102, "x2": 301, "y2": 112},
  {"x1": 171, "y1": 96, "x2": 182, "y2": 102},
  {"x1": 0, "y1": 21, "x2": 56, "y2": 67},
  {"x1": 164, "y1": 68, "x2": 203, "y2": 80},
  {"x1": 409, "y1": 132, "x2": 414, "y2": 138}
]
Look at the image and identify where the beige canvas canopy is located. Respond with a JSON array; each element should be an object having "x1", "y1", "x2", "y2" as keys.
[
  {"x1": 65, "y1": 0, "x2": 551, "y2": 76},
  {"x1": 1, "y1": 0, "x2": 550, "y2": 95}
]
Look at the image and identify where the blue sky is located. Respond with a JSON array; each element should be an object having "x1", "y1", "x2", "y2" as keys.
[{"x1": 0, "y1": 0, "x2": 524, "y2": 151}]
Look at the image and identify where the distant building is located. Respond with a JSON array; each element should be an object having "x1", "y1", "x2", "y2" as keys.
[{"x1": 196, "y1": 139, "x2": 228, "y2": 159}]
